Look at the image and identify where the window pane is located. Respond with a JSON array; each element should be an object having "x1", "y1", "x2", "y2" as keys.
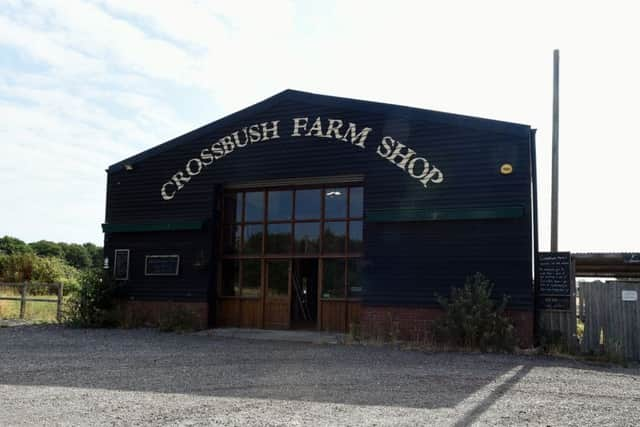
[
  {"x1": 322, "y1": 259, "x2": 345, "y2": 298},
  {"x1": 114, "y1": 250, "x2": 129, "y2": 280},
  {"x1": 267, "y1": 260, "x2": 289, "y2": 297},
  {"x1": 266, "y1": 223, "x2": 292, "y2": 253},
  {"x1": 223, "y1": 225, "x2": 241, "y2": 254},
  {"x1": 268, "y1": 190, "x2": 293, "y2": 221},
  {"x1": 245, "y1": 191, "x2": 264, "y2": 222},
  {"x1": 221, "y1": 260, "x2": 239, "y2": 296},
  {"x1": 323, "y1": 221, "x2": 346, "y2": 253},
  {"x1": 347, "y1": 259, "x2": 363, "y2": 297},
  {"x1": 349, "y1": 187, "x2": 363, "y2": 218},
  {"x1": 349, "y1": 221, "x2": 363, "y2": 253},
  {"x1": 224, "y1": 193, "x2": 242, "y2": 223},
  {"x1": 295, "y1": 189, "x2": 321, "y2": 220},
  {"x1": 242, "y1": 260, "x2": 261, "y2": 297},
  {"x1": 325, "y1": 187, "x2": 347, "y2": 219},
  {"x1": 243, "y1": 224, "x2": 263, "y2": 255},
  {"x1": 294, "y1": 222, "x2": 320, "y2": 254}
]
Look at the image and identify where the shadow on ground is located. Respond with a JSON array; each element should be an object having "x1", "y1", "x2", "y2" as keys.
[{"x1": 0, "y1": 325, "x2": 636, "y2": 412}]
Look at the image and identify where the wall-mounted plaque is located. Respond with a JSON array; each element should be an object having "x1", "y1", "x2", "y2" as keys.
[{"x1": 145, "y1": 255, "x2": 180, "y2": 276}]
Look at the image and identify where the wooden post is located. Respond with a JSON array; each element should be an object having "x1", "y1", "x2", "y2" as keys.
[
  {"x1": 551, "y1": 49, "x2": 560, "y2": 252},
  {"x1": 56, "y1": 283, "x2": 64, "y2": 323},
  {"x1": 569, "y1": 257, "x2": 577, "y2": 353},
  {"x1": 19, "y1": 282, "x2": 27, "y2": 319}
]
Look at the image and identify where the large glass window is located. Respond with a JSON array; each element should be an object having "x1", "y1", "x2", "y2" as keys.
[
  {"x1": 323, "y1": 221, "x2": 346, "y2": 254},
  {"x1": 267, "y1": 260, "x2": 289, "y2": 297},
  {"x1": 268, "y1": 190, "x2": 293, "y2": 221},
  {"x1": 294, "y1": 222, "x2": 320, "y2": 254},
  {"x1": 324, "y1": 187, "x2": 347, "y2": 219},
  {"x1": 242, "y1": 260, "x2": 261, "y2": 297},
  {"x1": 323, "y1": 259, "x2": 345, "y2": 298},
  {"x1": 224, "y1": 193, "x2": 243, "y2": 224},
  {"x1": 223, "y1": 225, "x2": 241, "y2": 254},
  {"x1": 221, "y1": 260, "x2": 240, "y2": 296},
  {"x1": 295, "y1": 189, "x2": 321, "y2": 220},
  {"x1": 243, "y1": 224, "x2": 263, "y2": 255},
  {"x1": 221, "y1": 184, "x2": 363, "y2": 301},
  {"x1": 267, "y1": 223, "x2": 292, "y2": 253},
  {"x1": 347, "y1": 259, "x2": 362, "y2": 297},
  {"x1": 245, "y1": 191, "x2": 264, "y2": 222}
]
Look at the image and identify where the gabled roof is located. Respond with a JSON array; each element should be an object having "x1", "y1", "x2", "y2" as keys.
[{"x1": 108, "y1": 89, "x2": 532, "y2": 173}]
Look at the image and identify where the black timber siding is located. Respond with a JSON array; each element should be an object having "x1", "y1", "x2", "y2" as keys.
[
  {"x1": 104, "y1": 90, "x2": 535, "y2": 309},
  {"x1": 106, "y1": 229, "x2": 213, "y2": 302}
]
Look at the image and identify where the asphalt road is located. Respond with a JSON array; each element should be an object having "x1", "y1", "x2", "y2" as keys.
[{"x1": 1, "y1": 326, "x2": 639, "y2": 426}]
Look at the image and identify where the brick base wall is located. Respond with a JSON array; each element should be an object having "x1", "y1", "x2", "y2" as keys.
[
  {"x1": 116, "y1": 300, "x2": 208, "y2": 329},
  {"x1": 360, "y1": 305, "x2": 534, "y2": 348}
]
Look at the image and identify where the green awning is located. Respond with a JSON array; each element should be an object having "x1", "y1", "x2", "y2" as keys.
[
  {"x1": 102, "y1": 221, "x2": 205, "y2": 233},
  {"x1": 366, "y1": 206, "x2": 524, "y2": 222}
]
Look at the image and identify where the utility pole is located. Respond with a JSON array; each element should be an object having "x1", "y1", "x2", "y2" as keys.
[{"x1": 551, "y1": 49, "x2": 560, "y2": 252}]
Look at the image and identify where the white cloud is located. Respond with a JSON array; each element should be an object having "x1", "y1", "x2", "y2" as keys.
[{"x1": 0, "y1": 0, "x2": 639, "y2": 251}]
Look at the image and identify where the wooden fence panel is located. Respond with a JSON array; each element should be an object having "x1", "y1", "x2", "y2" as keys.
[
  {"x1": 580, "y1": 281, "x2": 640, "y2": 361},
  {"x1": 0, "y1": 282, "x2": 64, "y2": 322}
]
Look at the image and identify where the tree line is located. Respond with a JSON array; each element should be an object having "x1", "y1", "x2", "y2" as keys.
[
  {"x1": 0, "y1": 236, "x2": 103, "y2": 290},
  {"x1": 0, "y1": 235, "x2": 102, "y2": 270}
]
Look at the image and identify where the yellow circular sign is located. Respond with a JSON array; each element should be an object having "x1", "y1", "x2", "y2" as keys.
[{"x1": 500, "y1": 163, "x2": 513, "y2": 175}]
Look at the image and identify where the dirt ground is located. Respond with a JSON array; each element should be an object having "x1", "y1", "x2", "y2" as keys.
[{"x1": 1, "y1": 326, "x2": 639, "y2": 426}]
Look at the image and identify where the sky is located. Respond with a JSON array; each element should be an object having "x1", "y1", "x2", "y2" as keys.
[{"x1": 0, "y1": 0, "x2": 639, "y2": 251}]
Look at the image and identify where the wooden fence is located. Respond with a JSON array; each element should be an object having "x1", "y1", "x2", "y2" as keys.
[
  {"x1": 0, "y1": 282, "x2": 64, "y2": 322},
  {"x1": 578, "y1": 281, "x2": 640, "y2": 361}
]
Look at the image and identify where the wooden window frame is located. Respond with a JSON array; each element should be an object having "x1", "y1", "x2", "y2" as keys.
[
  {"x1": 113, "y1": 249, "x2": 130, "y2": 281},
  {"x1": 219, "y1": 183, "x2": 363, "y2": 302}
]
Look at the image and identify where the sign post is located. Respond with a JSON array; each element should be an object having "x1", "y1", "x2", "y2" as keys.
[{"x1": 536, "y1": 251, "x2": 577, "y2": 351}]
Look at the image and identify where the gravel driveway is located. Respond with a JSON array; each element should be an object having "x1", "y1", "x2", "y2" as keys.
[{"x1": 1, "y1": 326, "x2": 639, "y2": 426}]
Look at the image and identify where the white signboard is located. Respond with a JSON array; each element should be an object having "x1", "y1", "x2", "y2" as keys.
[{"x1": 622, "y1": 290, "x2": 638, "y2": 301}]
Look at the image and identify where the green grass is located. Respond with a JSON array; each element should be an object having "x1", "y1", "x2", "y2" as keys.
[{"x1": 0, "y1": 287, "x2": 61, "y2": 322}]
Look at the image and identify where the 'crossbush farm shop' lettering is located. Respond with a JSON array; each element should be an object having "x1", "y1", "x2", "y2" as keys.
[{"x1": 160, "y1": 116, "x2": 444, "y2": 200}]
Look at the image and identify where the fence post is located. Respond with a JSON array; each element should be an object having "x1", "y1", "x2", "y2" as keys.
[
  {"x1": 569, "y1": 257, "x2": 578, "y2": 353},
  {"x1": 56, "y1": 283, "x2": 64, "y2": 323},
  {"x1": 19, "y1": 282, "x2": 27, "y2": 319}
]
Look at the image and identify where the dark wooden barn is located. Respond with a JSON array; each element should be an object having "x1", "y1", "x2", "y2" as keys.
[{"x1": 103, "y1": 89, "x2": 538, "y2": 344}]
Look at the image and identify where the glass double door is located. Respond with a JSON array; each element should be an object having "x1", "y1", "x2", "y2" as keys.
[{"x1": 264, "y1": 259, "x2": 318, "y2": 329}]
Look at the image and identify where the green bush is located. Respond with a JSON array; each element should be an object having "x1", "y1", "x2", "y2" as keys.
[
  {"x1": 0, "y1": 253, "x2": 80, "y2": 294},
  {"x1": 65, "y1": 268, "x2": 118, "y2": 327},
  {"x1": 0, "y1": 252, "x2": 37, "y2": 282},
  {"x1": 433, "y1": 272, "x2": 516, "y2": 352}
]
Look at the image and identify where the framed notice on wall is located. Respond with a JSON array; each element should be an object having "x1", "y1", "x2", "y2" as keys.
[
  {"x1": 537, "y1": 252, "x2": 572, "y2": 310},
  {"x1": 114, "y1": 249, "x2": 130, "y2": 280},
  {"x1": 145, "y1": 255, "x2": 180, "y2": 276}
]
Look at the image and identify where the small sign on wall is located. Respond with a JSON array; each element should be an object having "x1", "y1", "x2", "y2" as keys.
[{"x1": 622, "y1": 290, "x2": 638, "y2": 301}]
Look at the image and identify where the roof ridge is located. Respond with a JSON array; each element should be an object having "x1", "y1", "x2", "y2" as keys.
[{"x1": 108, "y1": 89, "x2": 532, "y2": 173}]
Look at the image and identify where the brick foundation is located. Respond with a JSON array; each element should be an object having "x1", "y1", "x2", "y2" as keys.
[
  {"x1": 116, "y1": 300, "x2": 208, "y2": 329},
  {"x1": 360, "y1": 305, "x2": 534, "y2": 348}
]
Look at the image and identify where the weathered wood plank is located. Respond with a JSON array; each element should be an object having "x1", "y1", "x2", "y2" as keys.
[{"x1": 580, "y1": 281, "x2": 640, "y2": 360}]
